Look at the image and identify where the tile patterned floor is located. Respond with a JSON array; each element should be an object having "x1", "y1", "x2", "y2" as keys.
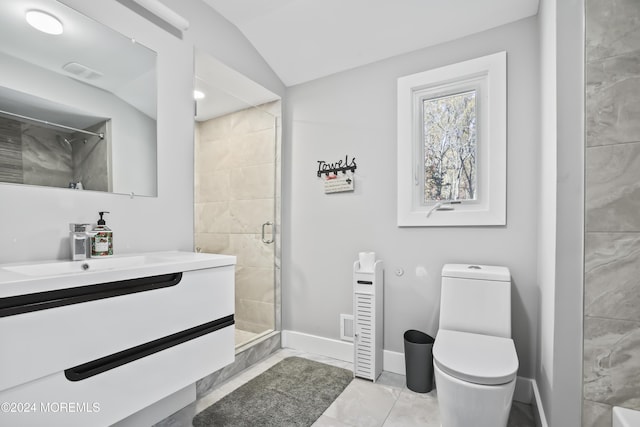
[{"x1": 194, "y1": 348, "x2": 536, "y2": 427}]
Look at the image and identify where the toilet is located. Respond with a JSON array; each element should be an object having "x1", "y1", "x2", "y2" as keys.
[{"x1": 432, "y1": 264, "x2": 519, "y2": 427}]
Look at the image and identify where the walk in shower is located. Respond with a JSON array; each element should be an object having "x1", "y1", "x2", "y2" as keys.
[{"x1": 193, "y1": 50, "x2": 281, "y2": 351}]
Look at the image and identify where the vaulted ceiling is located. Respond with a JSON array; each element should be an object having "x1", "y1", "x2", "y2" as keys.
[{"x1": 203, "y1": 0, "x2": 540, "y2": 86}]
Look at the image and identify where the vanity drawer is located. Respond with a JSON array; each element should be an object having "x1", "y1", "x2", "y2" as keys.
[
  {"x1": 0, "y1": 324, "x2": 234, "y2": 427},
  {"x1": 0, "y1": 266, "x2": 234, "y2": 392}
]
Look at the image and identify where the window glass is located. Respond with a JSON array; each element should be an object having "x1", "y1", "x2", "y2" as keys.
[{"x1": 422, "y1": 90, "x2": 477, "y2": 203}]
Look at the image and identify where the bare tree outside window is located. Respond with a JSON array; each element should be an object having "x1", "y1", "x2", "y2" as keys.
[{"x1": 423, "y1": 90, "x2": 477, "y2": 203}]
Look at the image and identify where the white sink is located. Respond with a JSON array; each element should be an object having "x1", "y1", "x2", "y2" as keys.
[
  {"x1": 0, "y1": 251, "x2": 236, "y2": 298},
  {"x1": 3, "y1": 256, "x2": 153, "y2": 277}
]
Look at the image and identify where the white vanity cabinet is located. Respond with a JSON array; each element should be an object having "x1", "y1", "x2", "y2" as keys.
[{"x1": 0, "y1": 252, "x2": 236, "y2": 426}]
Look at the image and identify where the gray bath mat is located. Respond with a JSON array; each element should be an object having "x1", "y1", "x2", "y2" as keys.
[{"x1": 193, "y1": 356, "x2": 353, "y2": 427}]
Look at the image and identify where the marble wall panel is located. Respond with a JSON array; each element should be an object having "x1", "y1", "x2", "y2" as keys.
[
  {"x1": 198, "y1": 113, "x2": 232, "y2": 142},
  {"x1": 229, "y1": 199, "x2": 274, "y2": 234},
  {"x1": 583, "y1": 317, "x2": 640, "y2": 407},
  {"x1": 195, "y1": 170, "x2": 231, "y2": 203},
  {"x1": 586, "y1": 54, "x2": 640, "y2": 146},
  {"x1": 583, "y1": 399, "x2": 612, "y2": 427},
  {"x1": 236, "y1": 314, "x2": 274, "y2": 333},
  {"x1": 236, "y1": 266, "x2": 275, "y2": 303},
  {"x1": 585, "y1": 142, "x2": 640, "y2": 232},
  {"x1": 229, "y1": 234, "x2": 274, "y2": 269},
  {"x1": 229, "y1": 163, "x2": 275, "y2": 200},
  {"x1": 195, "y1": 231, "x2": 273, "y2": 270},
  {"x1": 585, "y1": 233, "x2": 640, "y2": 321},
  {"x1": 236, "y1": 298, "x2": 274, "y2": 328},
  {"x1": 586, "y1": 0, "x2": 640, "y2": 61},
  {"x1": 194, "y1": 233, "x2": 230, "y2": 255},
  {"x1": 261, "y1": 100, "x2": 282, "y2": 119},
  {"x1": 230, "y1": 104, "x2": 277, "y2": 135},
  {"x1": 229, "y1": 129, "x2": 275, "y2": 169},
  {"x1": 195, "y1": 202, "x2": 232, "y2": 233},
  {"x1": 195, "y1": 137, "x2": 232, "y2": 173},
  {"x1": 584, "y1": 1, "x2": 640, "y2": 424}
]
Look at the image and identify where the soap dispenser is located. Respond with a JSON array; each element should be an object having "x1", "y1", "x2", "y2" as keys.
[{"x1": 91, "y1": 211, "x2": 113, "y2": 257}]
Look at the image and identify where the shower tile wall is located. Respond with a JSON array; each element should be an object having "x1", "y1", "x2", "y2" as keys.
[
  {"x1": 0, "y1": 117, "x2": 22, "y2": 184},
  {"x1": 0, "y1": 117, "x2": 108, "y2": 191},
  {"x1": 0, "y1": 119, "x2": 74, "y2": 188},
  {"x1": 583, "y1": 0, "x2": 640, "y2": 425},
  {"x1": 71, "y1": 122, "x2": 109, "y2": 192},
  {"x1": 21, "y1": 124, "x2": 73, "y2": 188},
  {"x1": 195, "y1": 102, "x2": 278, "y2": 334}
]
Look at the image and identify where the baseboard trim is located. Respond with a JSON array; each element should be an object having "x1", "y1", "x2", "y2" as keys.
[
  {"x1": 281, "y1": 330, "x2": 407, "y2": 374},
  {"x1": 282, "y1": 330, "x2": 353, "y2": 362},
  {"x1": 381, "y1": 348, "x2": 405, "y2": 375},
  {"x1": 281, "y1": 329, "x2": 539, "y2": 407},
  {"x1": 531, "y1": 379, "x2": 549, "y2": 427}
]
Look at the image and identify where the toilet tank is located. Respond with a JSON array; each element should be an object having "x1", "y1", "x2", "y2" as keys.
[{"x1": 439, "y1": 264, "x2": 512, "y2": 338}]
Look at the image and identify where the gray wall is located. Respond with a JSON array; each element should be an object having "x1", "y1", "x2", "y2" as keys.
[
  {"x1": 0, "y1": 0, "x2": 283, "y2": 263},
  {"x1": 583, "y1": 0, "x2": 640, "y2": 425},
  {"x1": 282, "y1": 17, "x2": 540, "y2": 377}
]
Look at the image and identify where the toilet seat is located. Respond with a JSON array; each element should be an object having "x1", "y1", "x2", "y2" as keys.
[{"x1": 433, "y1": 329, "x2": 518, "y2": 385}]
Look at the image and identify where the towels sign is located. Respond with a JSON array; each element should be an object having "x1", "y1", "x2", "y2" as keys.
[{"x1": 317, "y1": 155, "x2": 357, "y2": 194}]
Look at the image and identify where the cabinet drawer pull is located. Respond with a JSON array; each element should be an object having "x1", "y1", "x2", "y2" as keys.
[
  {"x1": 0, "y1": 273, "x2": 183, "y2": 318},
  {"x1": 65, "y1": 314, "x2": 234, "y2": 381}
]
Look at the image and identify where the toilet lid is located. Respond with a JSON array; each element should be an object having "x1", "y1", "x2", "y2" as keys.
[{"x1": 433, "y1": 329, "x2": 519, "y2": 385}]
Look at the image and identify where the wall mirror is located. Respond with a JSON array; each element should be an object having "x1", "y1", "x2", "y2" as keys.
[{"x1": 0, "y1": 0, "x2": 157, "y2": 196}]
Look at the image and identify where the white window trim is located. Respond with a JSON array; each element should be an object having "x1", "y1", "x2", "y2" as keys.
[{"x1": 397, "y1": 51, "x2": 507, "y2": 227}]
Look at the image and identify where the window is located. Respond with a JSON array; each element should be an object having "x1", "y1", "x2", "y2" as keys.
[
  {"x1": 423, "y1": 90, "x2": 477, "y2": 203},
  {"x1": 397, "y1": 52, "x2": 506, "y2": 226}
]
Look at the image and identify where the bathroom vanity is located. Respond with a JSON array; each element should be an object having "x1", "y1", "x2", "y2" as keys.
[{"x1": 0, "y1": 251, "x2": 235, "y2": 426}]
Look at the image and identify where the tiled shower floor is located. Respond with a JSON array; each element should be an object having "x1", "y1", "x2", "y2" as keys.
[
  {"x1": 194, "y1": 348, "x2": 536, "y2": 427},
  {"x1": 234, "y1": 329, "x2": 258, "y2": 348},
  {"x1": 234, "y1": 328, "x2": 275, "y2": 349}
]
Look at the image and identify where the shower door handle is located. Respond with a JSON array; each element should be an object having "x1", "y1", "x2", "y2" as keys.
[{"x1": 261, "y1": 221, "x2": 274, "y2": 244}]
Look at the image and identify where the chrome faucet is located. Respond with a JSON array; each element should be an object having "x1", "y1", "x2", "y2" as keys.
[{"x1": 69, "y1": 223, "x2": 92, "y2": 261}]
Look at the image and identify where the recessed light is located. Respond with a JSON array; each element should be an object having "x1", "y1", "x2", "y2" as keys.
[
  {"x1": 194, "y1": 90, "x2": 205, "y2": 100},
  {"x1": 26, "y1": 10, "x2": 64, "y2": 35}
]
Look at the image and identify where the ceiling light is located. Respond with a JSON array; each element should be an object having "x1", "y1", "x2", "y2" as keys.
[
  {"x1": 194, "y1": 90, "x2": 206, "y2": 100},
  {"x1": 26, "y1": 10, "x2": 64, "y2": 35}
]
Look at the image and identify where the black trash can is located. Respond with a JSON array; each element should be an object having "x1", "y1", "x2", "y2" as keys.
[{"x1": 403, "y1": 329, "x2": 435, "y2": 393}]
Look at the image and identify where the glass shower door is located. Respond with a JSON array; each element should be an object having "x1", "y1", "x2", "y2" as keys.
[{"x1": 194, "y1": 101, "x2": 279, "y2": 349}]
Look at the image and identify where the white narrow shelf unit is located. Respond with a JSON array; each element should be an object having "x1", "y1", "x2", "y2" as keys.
[{"x1": 353, "y1": 259, "x2": 383, "y2": 381}]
